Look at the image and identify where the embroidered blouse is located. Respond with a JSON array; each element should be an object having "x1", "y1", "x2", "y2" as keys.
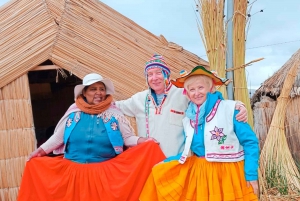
[{"x1": 64, "y1": 112, "x2": 116, "y2": 163}]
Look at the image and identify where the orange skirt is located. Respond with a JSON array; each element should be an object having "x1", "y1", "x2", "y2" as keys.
[
  {"x1": 140, "y1": 155, "x2": 258, "y2": 201},
  {"x1": 17, "y1": 141, "x2": 165, "y2": 201}
]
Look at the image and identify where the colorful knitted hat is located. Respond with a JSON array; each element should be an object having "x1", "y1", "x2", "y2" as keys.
[{"x1": 144, "y1": 54, "x2": 171, "y2": 77}]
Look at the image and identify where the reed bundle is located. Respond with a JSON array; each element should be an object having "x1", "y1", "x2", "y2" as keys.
[
  {"x1": 260, "y1": 59, "x2": 300, "y2": 197},
  {"x1": 232, "y1": 0, "x2": 254, "y2": 127},
  {"x1": 254, "y1": 96, "x2": 300, "y2": 161},
  {"x1": 285, "y1": 97, "x2": 300, "y2": 160},
  {"x1": 196, "y1": 0, "x2": 227, "y2": 98},
  {"x1": 252, "y1": 50, "x2": 300, "y2": 162}
]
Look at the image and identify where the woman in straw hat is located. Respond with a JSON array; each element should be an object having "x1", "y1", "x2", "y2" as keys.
[
  {"x1": 140, "y1": 66, "x2": 259, "y2": 201},
  {"x1": 18, "y1": 73, "x2": 165, "y2": 201}
]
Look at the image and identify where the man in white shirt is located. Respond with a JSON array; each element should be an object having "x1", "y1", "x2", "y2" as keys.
[{"x1": 116, "y1": 54, "x2": 247, "y2": 157}]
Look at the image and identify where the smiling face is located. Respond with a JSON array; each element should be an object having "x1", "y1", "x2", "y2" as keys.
[
  {"x1": 185, "y1": 75, "x2": 213, "y2": 106},
  {"x1": 146, "y1": 67, "x2": 165, "y2": 94},
  {"x1": 82, "y1": 82, "x2": 107, "y2": 105}
]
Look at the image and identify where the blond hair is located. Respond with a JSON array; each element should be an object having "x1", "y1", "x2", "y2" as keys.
[{"x1": 184, "y1": 75, "x2": 216, "y2": 93}]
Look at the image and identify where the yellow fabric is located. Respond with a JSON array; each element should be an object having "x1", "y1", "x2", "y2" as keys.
[{"x1": 140, "y1": 155, "x2": 258, "y2": 201}]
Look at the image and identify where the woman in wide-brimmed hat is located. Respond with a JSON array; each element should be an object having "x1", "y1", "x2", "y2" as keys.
[
  {"x1": 18, "y1": 73, "x2": 165, "y2": 201},
  {"x1": 140, "y1": 66, "x2": 259, "y2": 201}
]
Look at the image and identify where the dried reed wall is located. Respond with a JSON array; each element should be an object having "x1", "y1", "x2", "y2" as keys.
[
  {"x1": 0, "y1": 75, "x2": 35, "y2": 201},
  {"x1": 253, "y1": 96, "x2": 300, "y2": 161}
]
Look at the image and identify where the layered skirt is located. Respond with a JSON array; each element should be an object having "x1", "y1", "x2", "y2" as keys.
[
  {"x1": 140, "y1": 155, "x2": 258, "y2": 201},
  {"x1": 17, "y1": 141, "x2": 165, "y2": 201}
]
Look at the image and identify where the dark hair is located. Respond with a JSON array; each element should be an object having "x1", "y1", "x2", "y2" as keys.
[{"x1": 83, "y1": 81, "x2": 106, "y2": 93}]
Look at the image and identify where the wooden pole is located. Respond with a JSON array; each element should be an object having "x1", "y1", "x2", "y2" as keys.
[{"x1": 226, "y1": 0, "x2": 234, "y2": 100}]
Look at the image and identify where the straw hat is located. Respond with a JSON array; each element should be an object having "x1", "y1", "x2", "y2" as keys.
[
  {"x1": 74, "y1": 73, "x2": 115, "y2": 99},
  {"x1": 171, "y1": 66, "x2": 228, "y2": 88}
]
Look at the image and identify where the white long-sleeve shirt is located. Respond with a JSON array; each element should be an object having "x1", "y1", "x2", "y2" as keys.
[{"x1": 116, "y1": 85, "x2": 188, "y2": 157}]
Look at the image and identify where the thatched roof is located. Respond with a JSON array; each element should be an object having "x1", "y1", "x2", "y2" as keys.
[
  {"x1": 252, "y1": 48, "x2": 300, "y2": 165},
  {"x1": 0, "y1": 0, "x2": 208, "y2": 100},
  {"x1": 251, "y1": 49, "x2": 300, "y2": 105}
]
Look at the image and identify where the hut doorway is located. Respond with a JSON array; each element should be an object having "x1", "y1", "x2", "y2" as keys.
[{"x1": 28, "y1": 68, "x2": 81, "y2": 147}]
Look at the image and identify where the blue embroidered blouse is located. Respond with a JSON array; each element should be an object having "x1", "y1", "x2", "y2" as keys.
[{"x1": 64, "y1": 112, "x2": 116, "y2": 163}]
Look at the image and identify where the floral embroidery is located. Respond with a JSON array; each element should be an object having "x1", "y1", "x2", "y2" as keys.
[
  {"x1": 102, "y1": 114, "x2": 110, "y2": 123},
  {"x1": 66, "y1": 118, "x2": 73, "y2": 127},
  {"x1": 74, "y1": 112, "x2": 81, "y2": 122},
  {"x1": 210, "y1": 126, "x2": 227, "y2": 144},
  {"x1": 111, "y1": 122, "x2": 118, "y2": 131}
]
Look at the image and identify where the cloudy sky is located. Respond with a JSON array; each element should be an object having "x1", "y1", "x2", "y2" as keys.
[{"x1": 1, "y1": 0, "x2": 299, "y2": 90}]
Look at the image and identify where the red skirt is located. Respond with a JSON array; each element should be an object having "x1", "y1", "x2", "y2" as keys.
[{"x1": 17, "y1": 141, "x2": 165, "y2": 201}]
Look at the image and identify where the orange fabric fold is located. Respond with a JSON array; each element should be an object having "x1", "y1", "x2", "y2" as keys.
[{"x1": 18, "y1": 141, "x2": 165, "y2": 201}]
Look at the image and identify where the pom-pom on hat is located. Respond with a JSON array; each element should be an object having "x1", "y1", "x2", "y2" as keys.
[{"x1": 144, "y1": 54, "x2": 171, "y2": 77}]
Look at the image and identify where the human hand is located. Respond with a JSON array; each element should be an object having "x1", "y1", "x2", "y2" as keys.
[
  {"x1": 145, "y1": 137, "x2": 160, "y2": 144},
  {"x1": 27, "y1": 147, "x2": 47, "y2": 161},
  {"x1": 137, "y1": 137, "x2": 160, "y2": 145},
  {"x1": 235, "y1": 102, "x2": 247, "y2": 122},
  {"x1": 247, "y1": 180, "x2": 259, "y2": 197}
]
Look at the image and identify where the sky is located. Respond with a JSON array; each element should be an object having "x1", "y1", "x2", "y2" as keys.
[{"x1": 1, "y1": 0, "x2": 299, "y2": 90}]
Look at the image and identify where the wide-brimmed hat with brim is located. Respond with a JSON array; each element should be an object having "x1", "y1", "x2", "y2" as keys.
[
  {"x1": 171, "y1": 66, "x2": 228, "y2": 88},
  {"x1": 74, "y1": 73, "x2": 115, "y2": 99}
]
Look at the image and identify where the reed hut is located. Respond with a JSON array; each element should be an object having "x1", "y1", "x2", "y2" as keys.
[
  {"x1": 252, "y1": 49, "x2": 300, "y2": 162},
  {"x1": 0, "y1": 0, "x2": 208, "y2": 200}
]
